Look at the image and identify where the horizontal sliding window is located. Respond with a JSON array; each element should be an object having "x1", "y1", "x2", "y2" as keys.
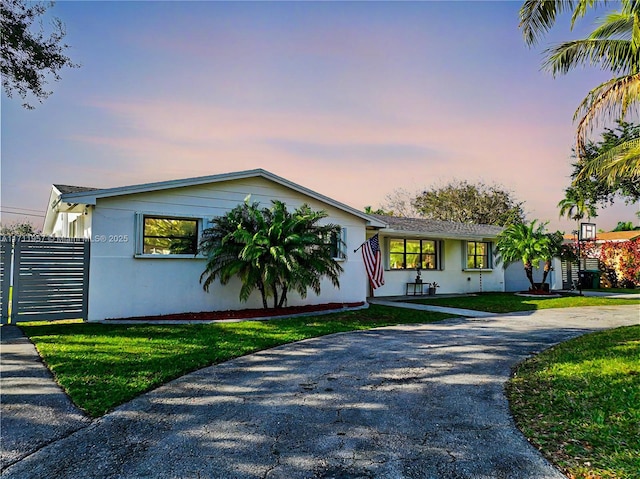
[
  {"x1": 389, "y1": 238, "x2": 439, "y2": 270},
  {"x1": 143, "y1": 217, "x2": 198, "y2": 255}
]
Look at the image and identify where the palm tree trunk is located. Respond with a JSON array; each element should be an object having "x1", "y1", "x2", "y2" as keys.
[
  {"x1": 278, "y1": 285, "x2": 288, "y2": 308},
  {"x1": 524, "y1": 261, "x2": 536, "y2": 290},
  {"x1": 258, "y1": 281, "x2": 268, "y2": 309},
  {"x1": 272, "y1": 282, "x2": 279, "y2": 309},
  {"x1": 541, "y1": 260, "x2": 551, "y2": 286}
]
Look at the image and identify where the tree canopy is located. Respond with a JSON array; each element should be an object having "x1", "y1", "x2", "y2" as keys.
[
  {"x1": 412, "y1": 180, "x2": 526, "y2": 226},
  {"x1": 520, "y1": 0, "x2": 640, "y2": 186},
  {"x1": 1, "y1": 0, "x2": 77, "y2": 108},
  {"x1": 199, "y1": 199, "x2": 344, "y2": 309}
]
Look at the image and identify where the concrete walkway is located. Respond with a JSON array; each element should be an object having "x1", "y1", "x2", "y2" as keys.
[
  {"x1": 1, "y1": 305, "x2": 639, "y2": 478},
  {"x1": 368, "y1": 298, "x2": 496, "y2": 318}
]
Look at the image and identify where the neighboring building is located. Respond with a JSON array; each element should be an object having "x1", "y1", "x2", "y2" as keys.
[
  {"x1": 366, "y1": 215, "x2": 506, "y2": 295},
  {"x1": 560, "y1": 230, "x2": 640, "y2": 289},
  {"x1": 43, "y1": 169, "x2": 386, "y2": 321}
]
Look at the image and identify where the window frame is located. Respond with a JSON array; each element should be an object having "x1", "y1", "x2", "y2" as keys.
[
  {"x1": 135, "y1": 213, "x2": 203, "y2": 258},
  {"x1": 465, "y1": 240, "x2": 493, "y2": 270},
  {"x1": 388, "y1": 238, "x2": 440, "y2": 270},
  {"x1": 327, "y1": 227, "x2": 347, "y2": 261}
]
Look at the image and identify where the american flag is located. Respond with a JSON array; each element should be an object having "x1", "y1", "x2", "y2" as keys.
[{"x1": 361, "y1": 234, "x2": 384, "y2": 289}]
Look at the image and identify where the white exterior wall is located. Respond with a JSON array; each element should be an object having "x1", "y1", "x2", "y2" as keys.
[
  {"x1": 504, "y1": 259, "x2": 564, "y2": 292},
  {"x1": 372, "y1": 237, "x2": 505, "y2": 296},
  {"x1": 86, "y1": 177, "x2": 368, "y2": 321}
]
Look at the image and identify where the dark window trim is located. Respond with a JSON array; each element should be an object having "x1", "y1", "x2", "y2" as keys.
[{"x1": 388, "y1": 238, "x2": 440, "y2": 270}]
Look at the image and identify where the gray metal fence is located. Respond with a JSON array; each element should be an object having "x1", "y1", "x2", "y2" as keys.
[{"x1": 0, "y1": 237, "x2": 90, "y2": 323}]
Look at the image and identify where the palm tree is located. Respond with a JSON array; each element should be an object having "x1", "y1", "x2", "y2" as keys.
[
  {"x1": 520, "y1": 0, "x2": 640, "y2": 185},
  {"x1": 199, "y1": 199, "x2": 343, "y2": 309},
  {"x1": 496, "y1": 220, "x2": 551, "y2": 290},
  {"x1": 557, "y1": 188, "x2": 597, "y2": 221}
]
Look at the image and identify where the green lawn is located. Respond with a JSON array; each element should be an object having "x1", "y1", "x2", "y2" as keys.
[
  {"x1": 409, "y1": 292, "x2": 640, "y2": 313},
  {"x1": 18, "y1": 304, "x2": 450, "y2": 417},
  {"x1": 506, "y1": 326, "x2": 640, "y2": 479}
]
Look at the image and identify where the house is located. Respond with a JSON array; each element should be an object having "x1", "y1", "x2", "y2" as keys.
[
  {"x1": 365, "y1": 215, "x2": 506, "y2": 295},
  {"x1": 43, "y1": 169, "x2": 386, "y2": 321},
  {"x1": 42, "y1": 169, "x2": 510, "y2": 322}
]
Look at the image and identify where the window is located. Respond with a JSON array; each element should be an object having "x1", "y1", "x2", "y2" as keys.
[
  {"x1": 389, "y1": 238, "x2": 439, "y2": 269},
  {"x1": 142, "y1": 217, "x2": 199, "y2": 255},
  {"x1": 466, "y1": 241, "x2": 491, "y2": 269},
  {"x1": 327, "y1": 228, "x2": 346, "y2": 260}
]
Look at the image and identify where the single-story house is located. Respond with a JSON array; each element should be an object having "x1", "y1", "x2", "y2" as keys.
[
  {"x1": 43, "y1": 169, "x2": 511, "y2": 321},
  {"x1": 364, "y1": 215, "x2": 508, "y2": 295}
]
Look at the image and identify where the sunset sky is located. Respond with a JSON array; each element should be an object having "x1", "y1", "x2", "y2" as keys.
[{"x1": 2, "y1": 1, "x2": 638, "y2": 232}]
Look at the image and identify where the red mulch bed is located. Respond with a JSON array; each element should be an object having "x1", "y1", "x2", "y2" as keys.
[{"x1": 106, "y1": 302, "x2": 366, "y2": 322}]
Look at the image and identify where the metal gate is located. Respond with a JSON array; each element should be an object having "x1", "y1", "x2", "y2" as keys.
[{"x1": 0, "y1": 237, "x2": 90, "y2": 324}]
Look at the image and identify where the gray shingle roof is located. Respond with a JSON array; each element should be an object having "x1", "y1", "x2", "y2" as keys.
[
  {"x1": 371, "y1": 214, "x2": 503, "y2": 238},
  {"x1": 54, "y1": 185, "x2": 100, "y2": 195}
]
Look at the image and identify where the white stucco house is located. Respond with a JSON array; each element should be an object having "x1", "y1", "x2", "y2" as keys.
[{"x1": 43, "y1": 169, "x2": 512, "y2": 321}]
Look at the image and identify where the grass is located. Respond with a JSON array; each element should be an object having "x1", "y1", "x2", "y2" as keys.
[
  {"x1": 506, "y1": 326, "x2": 640, "y2": 479},
  {"x1": 409, "y1": 292, "x2": 640, "y2": 314},
  {"x1": 18, "y1": 304, "x2": 451, "y2": 417}
]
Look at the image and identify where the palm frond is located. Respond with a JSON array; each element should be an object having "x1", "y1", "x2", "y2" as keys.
[
  {"x1": 574, "y1": 72, "x2": 640, "y2": 154},
  {"x1": 544, "y1": 39, "x2": 637, "y2": 76},
  {"x1": 519, "y1": 0, "x2": 603, "y2": 46},
  {"x1": 575, "y1": 137, "x2": 640, "y2": 184}
]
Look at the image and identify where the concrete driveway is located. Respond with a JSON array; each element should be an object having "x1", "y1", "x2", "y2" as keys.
[{"x1": 1, "y1": 305, "x2": 638, "y2": 479}]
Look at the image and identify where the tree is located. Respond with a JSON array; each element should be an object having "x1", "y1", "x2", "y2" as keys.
[
  {"x1": 363, "y1": 206, "x2": 393, "y2": 216},
  {"x1": 570, "y1": 121, "x2": 640, "y2": 206},
  {"x1": 381, "y1": 187, "x2": 420, "y2": 218},
  {"x1": 0, "y1": 220, "x2": 38, "y2": 235},
  {"x1": 612, "y1": 220, "x2": 638, "y2": 231},
  {"x1": 520, "y1": 0, "x2": 640, "y2": 187},
  {"x1": 496, "y1": 220, "x2": 552, "y2": 290},
  {"x1": 557, "y1": 187, "x2": 598, "y2": 222},
  {"x1": 199, "y1": 199, "x2": 344, "y2": 309},
  {"x1": 1, "y1": 0, "x2": 77, "y2": 108},
  {"x1": 412, "y1": 180, "x2": 526, "y2": 226},
  {"x1": 600, "y1": 238, "x2": 640, "y2": 287}
]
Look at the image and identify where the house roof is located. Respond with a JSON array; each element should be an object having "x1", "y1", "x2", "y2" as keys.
[
  {"x1": 370, "y1": 214, "x2": 504, "y2": 240},
  {"x1": 563, "y1": 230, "x2": 640, "y2": 242},
  {"x1": 53, "y1": 185, "x2": 100, "y2": 195},
  {"x1": 45, "y1": 169, "x2": 387, "y2": 229}
]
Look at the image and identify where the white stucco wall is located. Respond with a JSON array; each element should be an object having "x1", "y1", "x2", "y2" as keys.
[
  {"x1": 504, "y1": 259, "x2": 564, "y2": 292},
  {"x1": 371, "y1": 237, "x2": 505, "y2": 297},
  {"x1": 85, "y1": 177, "x2": 368, "y2": 320}
]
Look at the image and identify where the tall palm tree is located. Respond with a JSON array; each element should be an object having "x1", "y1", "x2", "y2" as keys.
[
  {"x1": 496, "y1": 220, "x2": 551, "y2": 290},
  {"x1": 520, "y1": 0, "x2": 640, "y2": 185}
]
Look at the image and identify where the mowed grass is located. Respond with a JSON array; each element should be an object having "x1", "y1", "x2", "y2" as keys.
[
  {"x1": 506, "y1": 326, "x2": 640, "y2": 479},
  {"x1": 18, "y1": 305, "x2": 450, "y2": 417},
  {"x1": 410, "y1": 292, "x2": 640, "y2": 313}
]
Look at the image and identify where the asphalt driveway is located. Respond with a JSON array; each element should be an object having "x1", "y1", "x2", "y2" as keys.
[{"x1": 1, "y1": 305, "x2": 638, "y2": 479}]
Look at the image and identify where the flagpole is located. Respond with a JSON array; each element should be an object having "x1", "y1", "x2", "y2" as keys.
[{"x1": 354, "y1": 233, "x2": 378, "y2": 253}]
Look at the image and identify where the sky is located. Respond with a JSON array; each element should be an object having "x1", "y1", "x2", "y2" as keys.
[{"x1": 2, "y1": 0, "x2": 638, "y2": 233}]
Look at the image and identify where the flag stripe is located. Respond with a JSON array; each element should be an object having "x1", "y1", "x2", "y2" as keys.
[{"x1": 361, "y1": 234, "x2": 384, "y2": 289}]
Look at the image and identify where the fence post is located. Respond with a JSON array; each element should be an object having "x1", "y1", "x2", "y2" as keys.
[
  {"x1": 0, "y1": 238, "x2": 11, "y2": 324},
  {"x1": 9, "y1": 238, "x2": 22, "y2": 324},
  {"x1": 81, "y1": 239, "x2": 90, "y2": 321}
]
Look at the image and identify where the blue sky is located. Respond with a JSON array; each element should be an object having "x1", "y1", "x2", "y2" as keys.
[{"x1": 1, "y1": 0, "x2": 637, "y2": 232}]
